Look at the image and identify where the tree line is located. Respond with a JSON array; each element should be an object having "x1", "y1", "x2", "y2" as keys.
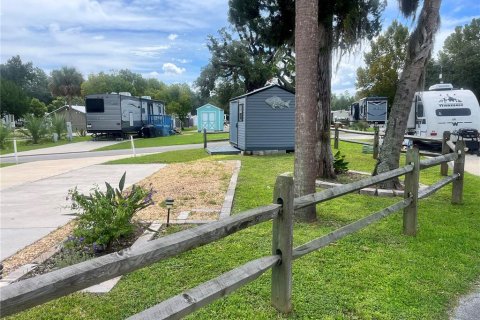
[{"x1": 0, "y1": 56, "x2": 202, "y2": 125}]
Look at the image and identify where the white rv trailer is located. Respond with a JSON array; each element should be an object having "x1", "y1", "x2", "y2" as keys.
[
  {"x1": 406, "y1": 83, "x2": 480, "y2": 139},
  {"x1": 85, "y1": 93, "x2": 168, "y2": 137},
  {"x1": 350, "y1": 96, "x2": 388, "y2": 124}
]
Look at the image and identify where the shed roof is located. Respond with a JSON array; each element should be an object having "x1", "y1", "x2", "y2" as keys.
[
  {"x1": 196, "y1": 103, "x2": 222, "y2": 111},
  {"x1": 48, "y1": 105, "x2": 86, "y2": 115},
  {"x1": 230, "y1": 84, "x2": 295, "y2": 101}
]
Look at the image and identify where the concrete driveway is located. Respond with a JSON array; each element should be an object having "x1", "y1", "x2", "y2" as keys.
[{"x1": 0, "y1": 163, "x2": 165, "y2": 261}]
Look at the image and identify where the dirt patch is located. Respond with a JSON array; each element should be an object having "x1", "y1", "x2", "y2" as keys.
[{"x1": 134, "y1": 160, "x2": 235, "y2": 222}]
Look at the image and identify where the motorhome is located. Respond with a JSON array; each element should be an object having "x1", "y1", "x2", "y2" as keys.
[
  {"x1": 406, "y1": 83, "x2": 480, "y2": 139},
  {"x1": 350, "y1": 97, "x2": 388, "y2": 124},
  {"x1": 85, "y1": 93, "x2": 171, "y2": 137}
]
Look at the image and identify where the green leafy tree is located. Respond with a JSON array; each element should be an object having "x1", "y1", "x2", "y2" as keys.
[
  {"x1": 375, "y1": 0, "x2": 442, "y2": 188},
  {"x1": 81, "y1": 69, "x2": 150, "y2": 97},
  {"x1": 29, "y1": 98, "x2": 48, "y2": 117},
  {"x1": 356, "y1": 21, "x2": 409, "y2": 107},
  {"x1": 0, "y1": 55, "x2": 34, "y2": 88},
  {"x1": 331, "y1": 91, "x2": 355, "y2": 111},
  {"x1": 26, "y1": 67, "x2": 52, "y2": 104},
  {"x1": 49, "y1": 67, "x2": 84, "y2": 109},
  {"x1": 426, "y1": 18, "x2": 480, "y2": 98},
  {"x1": 0, "y1": 80, "x2": 29, "y2": 118}
]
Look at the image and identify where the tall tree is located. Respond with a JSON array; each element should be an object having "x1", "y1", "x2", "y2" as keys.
[
  {"x1": 375, "y1": 0, "x2": 442, "y2": 188},
  {"x1": 294, "y1": 0, "x2": 319, "y2": 221},
  {"x1": 425, "y1": 18, "x2": 480, "y2": 97},
  {"x1": 356, "y1": 21, "x2": 409, "y2": 107},
  {"x1": 0, "y1": 80, "x2": 29, "y2": 118},
  {"x1": 49, "y1": 67, "x2": 84, "y2": 122}
]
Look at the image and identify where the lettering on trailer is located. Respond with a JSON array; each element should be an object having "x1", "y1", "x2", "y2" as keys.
[{"x1": 438, "y1": 95, "x2": 463, "y2": 107}]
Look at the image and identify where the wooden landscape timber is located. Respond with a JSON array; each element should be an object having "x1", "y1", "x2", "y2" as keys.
[{"x1": 0, "y1": 145, "x2": 466, "y2": 319}]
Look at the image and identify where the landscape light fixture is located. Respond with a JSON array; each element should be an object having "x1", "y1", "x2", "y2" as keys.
[{"x1": 165, "y1": 197, "x2": 174, "y2": 226}]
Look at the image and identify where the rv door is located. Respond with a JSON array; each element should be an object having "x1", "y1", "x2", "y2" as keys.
[{"x1": 415, "y1": 95, "x2": 427, "y2": 136}]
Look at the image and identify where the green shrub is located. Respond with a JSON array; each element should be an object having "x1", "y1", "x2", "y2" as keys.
[
  {"x1": 0, "y1": 124, "x2": 11, "y2": 149},
  {"x1": 19, "y1": 114, "x2": 48, "y2": 144},
  {"x1": 333, "y1": 151, "x2": 349, "y2": 174},
  {"x1": 50, "y1": 114, "x2": 66, "y2": 139},
  {"x1": 350, "y1": 120, "x2": 369, "y2": 131},
  {"x1": 68, "y1": 172, "x2": 154, "y2": 250}
]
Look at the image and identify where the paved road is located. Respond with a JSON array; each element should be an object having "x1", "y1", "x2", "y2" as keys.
[{"x1": 0, "y1": 141, "x2": 229, "y2": 163}]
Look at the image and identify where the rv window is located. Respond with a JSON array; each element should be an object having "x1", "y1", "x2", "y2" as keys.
[
  {"x1": 416, "y1": 99, "x2": 424, "y2": 117},
  {"x1": 239, "y1": 103, "x2": 244, "y2": 122},
  {"x1": 86, "y1": 99, "x2": 104, "y2": 113},
  {"x1": 435, "y1": 108, "x2": 471, "y2": 116}
]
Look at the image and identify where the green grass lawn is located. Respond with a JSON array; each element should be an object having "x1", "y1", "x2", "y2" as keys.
[
  {"x1": 0, "y1": 136, "x2": 91, "y2": 155},
  {"x1": 95, "y1": 131, "x2": 229, "y2": 151},
  {"x1": 11, "y1": 141, "x2": 480, "y2": 319},
  {"x1": 0, "y1": 162, "x2": 16, "y2": 168}
]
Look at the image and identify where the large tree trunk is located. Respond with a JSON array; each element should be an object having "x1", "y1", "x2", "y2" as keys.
[
  {"x1": 374, "y1": 0, "x2": 441, "y2": 188},
  {"x1": 316, "y1": 20, "x2": 336, "y2": 179},
  {"x1": 294, "y1": 0, "x2": 319, "y2": 222}
]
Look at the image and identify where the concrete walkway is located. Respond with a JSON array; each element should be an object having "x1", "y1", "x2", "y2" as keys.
[{"x1": 0, "y1": 163, "x2": 165, "y2": 261}]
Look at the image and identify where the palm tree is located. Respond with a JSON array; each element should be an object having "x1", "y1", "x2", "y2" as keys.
[
  {"x1": 374, "y1": 0, "x2": 442, "y2": 188},
  {"x1": 294, "y1": 0, "x2": 319, "y2": 222},
  {"x1": 49, "y1": 67, "x2": 84, "y2": 122}
]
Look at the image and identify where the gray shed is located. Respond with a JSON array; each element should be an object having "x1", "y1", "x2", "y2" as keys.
[{"x1": 229, "y1": 84, "x2": 295, "y2": 151}]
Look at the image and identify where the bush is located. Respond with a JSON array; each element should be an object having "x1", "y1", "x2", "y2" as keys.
[
  {"x1": 350, "y1": 120, "x2": 369, "y2": 131},
  {"x1": 333, "y1": 151, "x2": 349, "y2": 174},
  {"x1": 19, "y1": 114, "x2": 48, "y2": 144},
  {"x1": 68, "y1": 172, "x2": 154, "y2": 250},
  {"x1": 0, "y1": 124, "x2": 11, "y2": 149},
  {"x1": 50, "y1": 114, "x2": 66, "y2": 139}
]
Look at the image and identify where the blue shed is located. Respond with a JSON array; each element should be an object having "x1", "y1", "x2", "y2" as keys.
[
  {"x1": 229, "y1": 84, "x2": 295, "y2": 151},
  {"x1": 196, "y1": 104, "x2": 224, "y2": 132}
]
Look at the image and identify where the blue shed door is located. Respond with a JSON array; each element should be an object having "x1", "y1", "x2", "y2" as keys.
[
  {"x1": 229, "y1": 101, "x2": 238, "y2": 145},
  {"x1": 201, "y1": 112, "x2": 215, "y2": 131}
]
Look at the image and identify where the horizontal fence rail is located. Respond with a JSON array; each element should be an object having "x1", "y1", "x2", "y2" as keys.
[
  {"x1": 294, "y1": 165, "x2": 413, "y2": 210},
  {"x1": 128, "y1": 255, "x2": 280, "y2": 320},
  {"x1": 0, "y1": 204, "x2": 280, "y2": 317},
  {"x1": 0, "y1": 142, "x2": 466, "y2": 319},
  {"x1": 293, "y1": 198, "x2": 413, "y2": 259}
]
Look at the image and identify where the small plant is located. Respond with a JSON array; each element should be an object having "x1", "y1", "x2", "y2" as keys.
[
  {"x1": 351, "y1": 120, "x2": 369, "y2": 131},
  {"x1": 0, "y1": 124, "x2": 11, "y2": 149},
  {"x1": 68, "y1": 172, "x2": 154, "y2": 250},
  {"x1": 19, "y1": 114, "x2": 48, "y2": 144},
  {"x1": 333, "y1": 151, "x2": 349, "y2": 174},
  {"x1": 50, "y1": 114, "x2": 66, "y2": 139}
]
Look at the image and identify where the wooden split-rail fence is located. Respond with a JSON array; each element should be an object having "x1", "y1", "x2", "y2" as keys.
[
  {"x1": 0, "y1": 142, "x2": 466, "y2": 319},
  {"x1": 332, "y1": 125, "x2": 456, "y2": 159}
]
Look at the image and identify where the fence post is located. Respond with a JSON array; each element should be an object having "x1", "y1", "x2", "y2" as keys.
[
  {"x1": 452, "y1": 140, "x2": 465, "y2": 204},
  {"x1": 373, "y1": 124, "x2": 379, "y2": 159},
  {"x1": 334, "y1": 123, "x2": 339, "y2": 149},
  {"x1": 130, "y1": 135, "x2": 136, "y2": 157},
  {"x1": 271, "y1": 173, "x2": 294, "y2": 313},
  {"x1": 403, "y1": 146, "x2": 420, "y2": 236},
  {"x1": 441, "y1": 131, "x2": 451, "y2": 176},
  {"x1": 203, "y1": 128, "x2": 207, "y2": 149}
]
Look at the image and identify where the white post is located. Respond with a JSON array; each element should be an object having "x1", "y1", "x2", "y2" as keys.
[
  {"x1": 13, "y1": 139, "x2": 18, "y2": 164},
  {"x1": 130, "y1": 135, "x2": 136, "y2": 157}
]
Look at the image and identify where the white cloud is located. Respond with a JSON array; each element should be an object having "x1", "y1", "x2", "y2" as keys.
[
  {"x1": 162, "y1": 63, "x2": 186, "y2": 75},
  {"x1": 168, "y1": 33, "x2": 178, "y2": 40}
]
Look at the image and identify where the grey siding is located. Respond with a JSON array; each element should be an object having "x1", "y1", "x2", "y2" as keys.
[
  {"x1": 245, "y1": 86, "x2": 295, "y2": 150},
  {"x1": 86, "y1": 94, "x2": 122, "y2": 132}
]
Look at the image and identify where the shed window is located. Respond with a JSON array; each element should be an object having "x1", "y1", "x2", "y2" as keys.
[
  {"x1": 86, "y1": 98, "x2": 104, "y2": 113},
  {"x1": 238, "y1": 103, "x2": 244, "y2": 122},
  {"x1": 435, "y1": 108, "x2": 471, "y2": 116}
]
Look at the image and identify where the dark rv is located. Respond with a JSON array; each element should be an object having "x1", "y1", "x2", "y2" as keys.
[
  {"x1": 85, "y1": 93, "x2": 170, "y2": 137},
  {"x1": 350, "y1": 97, "x2": 388, "y2": 124},
  {"x1": 229, "y1": 84, "x2": 295, "y2": 151}
]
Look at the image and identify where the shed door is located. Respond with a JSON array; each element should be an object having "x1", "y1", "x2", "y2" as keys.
[
  {"x1": 201, "y1": 112, "x2": 215, "y2": 131},
  {"x1": 230, "y1": 101, "x2": 238, "y2": 145}
]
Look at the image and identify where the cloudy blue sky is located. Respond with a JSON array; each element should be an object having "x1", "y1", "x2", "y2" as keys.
[{"x1": 1, "y1": 0, "x2": 479, "y2": 95}]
